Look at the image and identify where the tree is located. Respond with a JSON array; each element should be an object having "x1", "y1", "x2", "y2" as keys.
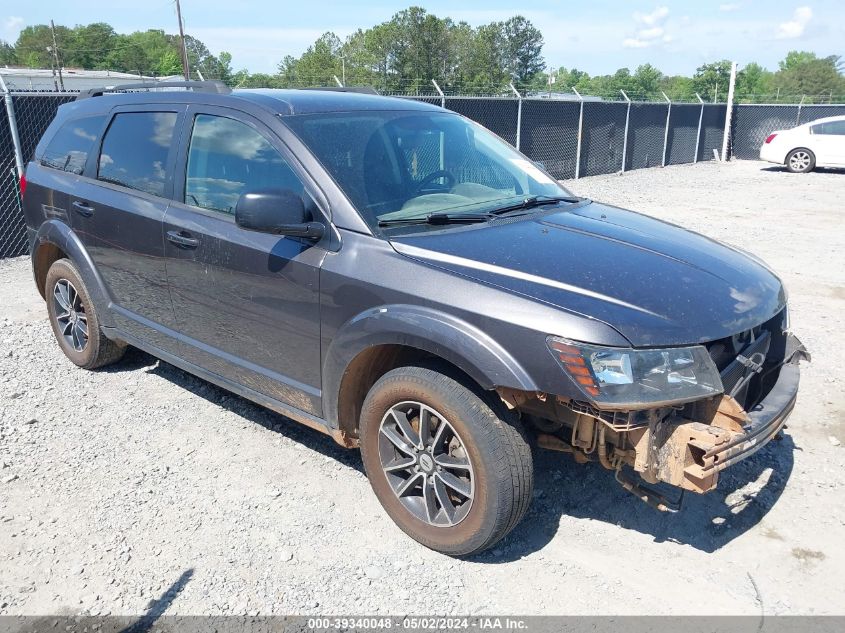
[
  {"x1": 692, "y1": 60, "x2": 733, "y2": 101},
  {"x1": 632, "y1": 63, "x2": 663, "y2": 97},
  {"x1": 772, "y1": 51, "x2": 845, "y2": 101},
  {"x1": 500, "y1": 16, "x2": 544, "y2": 84},
  {"x1": 735, "y1": 62, "x2": 773, "y2": 101},
  {"x1": 0, "y1": 40, "x2": 16, "y2": 66},
  {"x1": 66, "y1": 23, "x2": 116, "y2": 69}
]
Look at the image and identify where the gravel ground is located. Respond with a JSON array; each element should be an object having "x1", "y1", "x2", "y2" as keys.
[{"x1": 1, "y1": 159, "x2": 844, "y2": 617}]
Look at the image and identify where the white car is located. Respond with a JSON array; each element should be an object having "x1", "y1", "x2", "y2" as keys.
[{"x1": 759, "y1": 115, "x2": 845, "y2": 173}]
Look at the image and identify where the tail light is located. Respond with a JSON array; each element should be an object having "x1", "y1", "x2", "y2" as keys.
[
  {"x1": 765, "y1": 133, "x2": 777, "y2": 144},
  {"x1": 19, "y1": 172, "x2": 26, "y2": 199}
]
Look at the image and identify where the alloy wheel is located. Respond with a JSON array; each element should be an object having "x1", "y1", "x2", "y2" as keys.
[
  {"x1": 378, "y1": 401, "x2": 475, "y2": 527},
  {"x1": 789, "y1": 151, "x2": 811, "y2": 171},
  {"x1": 53, "y1": 279, "x2": 89, "y2": 352}
]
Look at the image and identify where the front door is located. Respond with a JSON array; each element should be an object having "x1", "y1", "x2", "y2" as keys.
[
  {"x1": 811, "y1": 120, "x2": 845, "y2": 165},
  {"x1": 162, "y1": 107, "x2": 327, "y2": 415}
]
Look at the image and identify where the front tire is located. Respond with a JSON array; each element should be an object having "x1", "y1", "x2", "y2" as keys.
[
  {"x1": 360, "y1": 366, "x2": 533, "y2": 556},
  {"x1": 786, "y1": 148, "x2": 815, "y2": 173},
  {"x1": 45, "y1": 258, "x2": 126, "y2": 369}
]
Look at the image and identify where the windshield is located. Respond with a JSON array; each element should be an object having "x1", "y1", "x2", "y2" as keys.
[{"x1": 284, "y1": 110, "x2": 572, "y2": 229}]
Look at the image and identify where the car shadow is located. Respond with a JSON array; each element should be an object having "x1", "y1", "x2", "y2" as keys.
[
  {"x1": 102, "y1": 348, "x2": 795, "y2": 560},
  {"x1": 760, "y1": 165, "x2": 842, "y2": 174},
  {"x1": 473, "y1": 431, "x2": 796, "y2": 562},
  {"x1": 103, "y1": 347, "x2": 365, "y2": 475}
]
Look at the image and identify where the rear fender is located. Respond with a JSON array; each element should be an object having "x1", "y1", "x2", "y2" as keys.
[{"x1": 31, "y1": 219, "x2": 114, "y2": 328}]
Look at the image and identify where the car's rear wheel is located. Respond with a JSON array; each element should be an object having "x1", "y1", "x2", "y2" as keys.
[
  {"x1": 45, "y1": 258, "x2": 126, "y2": 369},
  {"x1": 359, "y1": 365, "x2": 533, "y2": 556},
  {"x1": 786, "y1": 148, "x2": 815, "y2": 173}
]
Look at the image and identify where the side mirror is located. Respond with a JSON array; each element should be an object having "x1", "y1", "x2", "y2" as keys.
[{"x1": 235, "y1": 188, "x2": 324, "y2": 240}]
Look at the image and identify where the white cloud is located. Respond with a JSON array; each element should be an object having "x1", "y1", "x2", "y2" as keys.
[
  {"x1": 634, "y1": 6, "x2": 670, "y2": 26},
  {"x1": 719, "y1": 3, "x2": 741, "y2": 11},
  {"x1": 638, "y1": 27, "x2": 664, "y2": 39},
  {"x1": 776, "y1": 6, "x2": 812, "y2": 39},
  {"x1": 623, "y1": 6, "x2": 670, "y2": 49}
]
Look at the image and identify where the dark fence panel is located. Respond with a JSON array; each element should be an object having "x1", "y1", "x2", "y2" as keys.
[
  {"x1": 519, "y1": 99, "x2": 580, "y2": 180},
  {"x1": 730, "y1": 105, "x2": 799, "y2": 159},
  {"x1": 665, "y1": 104, "x2": 700, "y2": 165},
  {"x1": 698, "y1": 104, "x2": 726, "y2": 161},
  {"x1": 445, "y1": 97, "x2": 519, "y2": 146},
  {"x1": 0, "y1": 94, "x2": 74, "y2": 258},
  {"x1": 626, "y1": 103, "x2": 668, "y2": 170},
  {"x1": 580, "y1": 102, "x2": 627, "y2": 177},
  {"x1": 0, "y1": 105, "x2": 24, "y2": 258},
  {"x1": 797, "y1": 104, "x2": 845, "y2": 124}
]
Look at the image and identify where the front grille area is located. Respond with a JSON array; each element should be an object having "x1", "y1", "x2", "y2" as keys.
[{"x1": 706, "y1": 308, "x2": 789, "y2": 411}]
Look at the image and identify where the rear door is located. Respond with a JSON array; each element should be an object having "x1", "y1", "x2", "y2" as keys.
[
  {"x1": 810, "y1": 120, "x2": 845, "y2": 165},
  {"x1": 71, "y1": 105, "x2": 185, "y2": 342},
  {"x1": 162, "y1": 105, "x2": 327, "y2": 415}
]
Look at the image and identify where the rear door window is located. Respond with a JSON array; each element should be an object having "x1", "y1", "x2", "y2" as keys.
[
  {"x1": 41, "y1": 115, "x2": 106, "y2": 175},
  {"x1": 97, "y1": 112, "x2": 178, "y2": 197},
  {"x1": 813, "y1": 121, "x2": 845, "y2": 135}
]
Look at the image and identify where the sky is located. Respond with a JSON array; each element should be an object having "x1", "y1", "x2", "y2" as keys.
[{"x1": 2, "y1": 1, "x2": 844, "y2": 76}]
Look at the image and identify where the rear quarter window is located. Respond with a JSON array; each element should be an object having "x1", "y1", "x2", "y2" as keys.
[{"x1": 40, "y1": 115, "x2": 106, "y2": 175}]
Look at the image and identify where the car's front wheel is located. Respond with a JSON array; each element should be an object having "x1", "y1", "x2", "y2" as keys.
[
  {"x1": 359, "y1": 365, "x2": 533, "y2": 556},
  {"x1": 786, "y1": 148, "x2": 815, "y2": 173}
]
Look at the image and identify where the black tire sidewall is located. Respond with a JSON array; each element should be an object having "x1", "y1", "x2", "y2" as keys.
[
  {"x1": 45, "y1": 259, "x2": 101, "y2": 368},
  {"x1": 360, "y1": 367, "x2": 521, "y2": 556}
]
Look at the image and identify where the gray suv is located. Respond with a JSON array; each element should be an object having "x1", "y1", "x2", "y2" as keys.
[{"x1": 22, "y1": 82, "x2": 808, "y2": 555}]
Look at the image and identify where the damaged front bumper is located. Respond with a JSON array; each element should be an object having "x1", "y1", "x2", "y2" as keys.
[{"x1": 637, "y1": 332, "x2": 809, "y2": 495}]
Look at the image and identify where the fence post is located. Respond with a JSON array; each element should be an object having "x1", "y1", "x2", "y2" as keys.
[
  {"x1": 620, "y1": 90, "x2": 631, "y2": 173},
  {"x1": 796, "y1": 94, "x2": 804, "y2": 125},
  {"x1": 0, "y1": 75, "x2": 25, "y2": 178},
  {"x1": 509, "y1": 82, "x2": 522, "y2": 152},
  {"x1": 431, "y1": 79, "x2": 446, "y2": 109},
  {"x1": 694, "y1": 93, "x2": 705, "y2": 164},
  {"x1": 720, "y1": 61, "x2": 737, "y2": 162},
  {"x1": 661, "y1": 91, "x2": 671, "y2": 168},
  {"x1": 573, "y1": 86, "x2": 584, "y2": 179}
]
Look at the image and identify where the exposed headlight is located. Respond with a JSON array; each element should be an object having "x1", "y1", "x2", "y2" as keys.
[{"x1": 547, "y1": 336, "x2": 724, "y2": 409}]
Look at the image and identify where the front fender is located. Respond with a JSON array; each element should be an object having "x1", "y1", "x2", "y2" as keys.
[
  {"x1": 31, "y1": 220, "x2": 114, "y2": 328},
  {"x1": 322, "y1": 304, "x2": 538, "y2": 426}
]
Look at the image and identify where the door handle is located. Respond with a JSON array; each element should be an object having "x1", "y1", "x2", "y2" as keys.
[
  {"x1": 71, "y1": 200, "x2": 94, "y2": 217},
  {"x1": 166, "y1": 230, "x2": 200, "y2": 249}
]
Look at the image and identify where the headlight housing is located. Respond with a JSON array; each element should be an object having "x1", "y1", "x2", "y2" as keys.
[{"x1": 547, "y1": 336, "x2": 724, "y2": 409}]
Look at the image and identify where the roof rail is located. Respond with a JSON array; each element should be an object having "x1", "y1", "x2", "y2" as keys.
[
  {"x1": 299, "y1": 86, "x2": 380, "y2": 96},
  {"x1": 76, "y1": 80, "x2": 231, "y2": 100}
]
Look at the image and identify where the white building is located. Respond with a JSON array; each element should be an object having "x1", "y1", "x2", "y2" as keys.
[{"x1": 0, "y1": 67, "x2": 158, "y2": 92}]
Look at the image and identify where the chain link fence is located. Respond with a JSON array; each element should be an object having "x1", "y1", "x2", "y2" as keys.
[
  {"x1": 0, "y1": 93, "x2": 75, "y2": 258},
  {"x1": 4, "y1": 87, "x2": 841, "y2": 260},
  {"x1": 730, "y1": 104, "x2": 845, "y2": 159}
]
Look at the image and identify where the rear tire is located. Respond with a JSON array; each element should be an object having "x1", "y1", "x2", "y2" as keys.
[
  {"x1": 359, "y1": 365, "x2": 533, "y2": 556},
  {"x1": 45, "y1": 258, "x2": 126, "y2": 369},
  {"x1": 786, "y1": 148, "x2": 815, "y2": 173}
]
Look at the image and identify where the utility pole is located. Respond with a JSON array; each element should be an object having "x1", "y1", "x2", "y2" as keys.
[
  {"x1": 49, "y1": 20, "x2": 65, "y2": 92},
  {"x1": 175, "y1": 0, "x2": 191, "y2": 80}
]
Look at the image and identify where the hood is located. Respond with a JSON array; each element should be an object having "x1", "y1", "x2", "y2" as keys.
[{"x1": 390, "y1": 202, "x2": 786, "y2": 347}]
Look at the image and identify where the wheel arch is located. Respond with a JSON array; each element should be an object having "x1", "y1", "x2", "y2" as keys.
[
  {"x1": 323, "y1": 305, "x2": 538, "y2": 440},
  {"x1": 31, "y1": 220, "x2": 114, "y2": 327}
]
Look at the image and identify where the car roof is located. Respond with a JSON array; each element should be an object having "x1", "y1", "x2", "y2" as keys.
[
  {"x1": 802, "y1": 115, "x2": 845, "y2": 125},
  {"x1": 60, "y1": 87, "x2": 444, "y2": 118},
  {"x1": 232, "y1": 89, "x2": 442, "y2": 115}
]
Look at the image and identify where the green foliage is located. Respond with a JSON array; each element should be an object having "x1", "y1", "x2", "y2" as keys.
[{"x1": 3, "y1": 16, "x2": 843, "y2": 102}]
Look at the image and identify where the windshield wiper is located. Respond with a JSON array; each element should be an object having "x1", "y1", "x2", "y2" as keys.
[
  {"x1": 488, "y1": 195, "x2": 589, "y2": 216},
  {"x1": 378, "y1": 212, "x2": 492, "y2": 227}
]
